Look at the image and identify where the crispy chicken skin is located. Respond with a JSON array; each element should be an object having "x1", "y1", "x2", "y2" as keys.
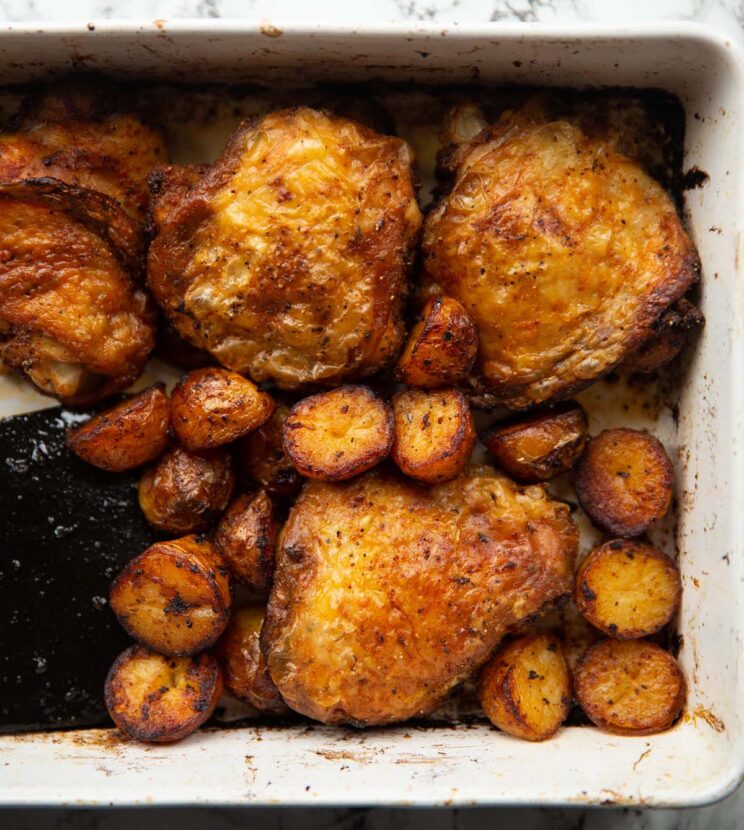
[
  {"x1": 0, "y1": 82, "x2": 167, "y2": 221},
  {"x1": 262, "y1": 466, "x2": 578, "y2": 726},
  {"x1": 422, "y1": 103, "x2": 701, "y2": 409},
  {"x1": 148, "y1": 107, "x2": 422, "y2": 388},
  {"x1": 0, "y1": 179, "x2": 155, "y2": 404}
]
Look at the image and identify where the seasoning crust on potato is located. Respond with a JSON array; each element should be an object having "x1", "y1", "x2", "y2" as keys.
[
  {"x1": 283, "y1": 385, "x2": 393, "y2": 481},
  {"x1": 391, "y1": 388, "x2": 476, "y2": 483},
  {"x1": 478, "y1": 633, "x2": 571, "y2": 742},
  {"x1": 67, "y1": 384, "x2": 170, "y2": 472},
  {"x1": 110, "y1": 535, "x2": 231, "y2": 656},
  {"x1": 483, "y1": 401, "x2": 588, "y2": 482},
  {"x1": 218, "y1": 605, "x2": 288, "y2": 714},
  {"x1": 171, "y1": 368, "x2": 275, "y2": 451},
  {"x1": 214, "y1": 490, "x2": 277, "y2": 593},
  {"x1": 575, "y1": 428, "x2": 674, "y2": 537},
  {"x1": 105, "y1": 645, "x2": 222, "y2": 743},
  {"x1": 395, "y1": 295, "x2": 478, "y2": 388},
  {"x1": 574, "y1": 639, "x2": 686, "y2": 735},
  {"x1": 574, "y1": 540, "x2": 681, "y2": 639},
  {"x1": 138, "y1": 445, "x2": 235, "y2": 534}
]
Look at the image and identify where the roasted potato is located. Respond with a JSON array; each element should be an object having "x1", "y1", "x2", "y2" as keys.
[
  {"x1": 104, "y1": 645, "x2": 222, "y2": 743},
  {"x1": 236, "y1": 402, "x2": 303, "y2": 498},
  {"x1": 483, "y1": 402, "x2": 588, "y2": 482},
  {"x1": 574, "y1": 540, "x2": 681, "y2": 639},
  {"x1": 624, "y1": 298, "x2": 704, "y2": 374},
  {"x1": 283, "y1": 385, "x2": 393, "y2": 481},
  {"x1": 391, "y1": 388, "x2": 476, "y2": 483},
  {"x1": 478, "y1": 633, "x2": 571, "y2": 741},
  {"x1": 138, "y1": 445, "x2": 235, "y2": 534},
  {"x1": 575, "y1": 428, "x2": 674, "y2": 537},
  {"x1": 110, "y1": 535, "x2": 231, "y2": 656},
  {"x1": 171, "y1": 368, "x2": 275, "y2": 451},
  {"x1": 66, "y1": 384, "x2": 170, "y2": 472},
  {"x1": 214, "y1": 490, "x2": 277, "y2": 593},
  {"x1": 218, "y1": 605, "x2": 288, "y2": 714},
  {"x1": 395, "y1": 295, "x2": 478, "y2": 388},
  {"x1": 574, "y1": 639, "x2": 686, "y2": 735}
]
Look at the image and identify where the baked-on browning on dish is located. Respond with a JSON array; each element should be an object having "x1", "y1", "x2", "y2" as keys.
[
  {"x1": 391, "y1": 388, "x2": 476, "y2": 483},
  {"x1": 138, "y1": 445, "x2": 236, "y2": 534},
  {"x1": 110, "y1": 535, "x2": 231, "y2": 656},
  {"x1": 67, "y1": 383, "x2": 170, "y2": 471},
  {"x1": 236, "y1": 402, "x2": 303, "y2": 498},
  {"x1": 483, "y1": 402, "x2": 588, "y2": 482},
  {"x1": 575, "y1": 428, "x2": 674, "y2": 537},
  {"x1": 263, "y1": 467, "x2": 578, "y2": 725},
  {"x1": 0, "y1": 82, "x2": 167, "y2": 221},
  {"x1": 148, "y1": 107, "x2": 422, "y2": 388},
  {"x1": 105, "y1": 645, "x2": 222, "y2": 743},
  {"x1": 171, "y1": 367, "x2": 275, "y2": 451},
  {"x1": 395, "y1": 295, "x2": 478, "y2": 388},
  {"x1": 574, "y1": 639, "x2": 686, "y2": 735},
  {"x1": 478, "y1": 633, "x2": 571, "y2": 742},
  {"x1": 0, "y1": 179, "x2": 156, "y2": 405},
  {"x1": 574, "y1": 539, "x2": 681, "y2": 639},
  {"x1": 218, "y1": 605, "x2": 288, "y2": 714},
  {"x1": 283, "y1": 385, "x2": 393, "y2": 481},
  {"x1": 214, "y1": 490, "x2": 278, "y2": 593},
  {"x1": 421, "y1": 102, "x2": 700, "y2": 409}
]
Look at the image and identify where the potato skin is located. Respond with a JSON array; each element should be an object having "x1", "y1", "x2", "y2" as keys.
[
  {"x1": 171, "y1": 368, "x2": 275, "y2": 451},
  {"x1": 105, "y1": 645, "x2": 222, "y2": 743},
  {"x1": 236, "y1": 402, "x2": 303, "y2": 498},
  {"x1": 574, "y1": 428, "x2": 674, "y2": 537},
  {"x1": 395, "y1": 296, "x2": 478, "y2": 388},
  {"x1": 138, "y1": 445, "x2": 236, "y2": 534},
  {"x1": 218, "y1": 606, "x2": 288, "y2": 714},
  {"x1": 391, "y1": 388, "x2": 476, "y2": 483},
  {"x1": 574, "y1": 540, "x2": 681, "y2": 639},
  {"x1": 574, "y1": 639, "x2": 686, "y2": 735},
  {"x1": 110, "y1": 535, "x2": 231, "y2": 656},
  {"x1": 214, "y1": 490, "x2": 277, "y2": 593},
  {"x1": 478, "y1": 633, "x2": 571, "y2": 741},
  {"x1": 283, "y1": 385, "x2": 393, "y2": 481},
  {"x1": 66, "y1": 384, "x2": 170, "y2": 472},
  {"x1": 263, "y1": 467, "x2": 578, "y2": 726},
  {"x1": 483, "y1": 402, "x2": 588, "y2": 482}
]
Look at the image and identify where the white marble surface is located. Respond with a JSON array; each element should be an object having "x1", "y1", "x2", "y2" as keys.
[{"x1": 0, "y1": 0, "x2": 742, "y2": 827}]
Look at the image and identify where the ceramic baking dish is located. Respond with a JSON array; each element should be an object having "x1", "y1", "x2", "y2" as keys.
[{"x1": 0, "y1": 20, "x2": 741, "y2": 809}]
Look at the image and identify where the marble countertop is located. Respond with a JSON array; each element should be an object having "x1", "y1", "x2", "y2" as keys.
[{"x1": 0, "y1": 0, "x2": 742, "y2": 827}]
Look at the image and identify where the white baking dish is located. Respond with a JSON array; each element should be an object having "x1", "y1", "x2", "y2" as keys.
[{"x1": 0, "y1": 20, "x2": 742, "y2": 808}]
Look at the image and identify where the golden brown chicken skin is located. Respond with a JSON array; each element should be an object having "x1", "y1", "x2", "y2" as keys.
[
  {"x1": 0, "y1": 82, "x2": 167, "y2": 221},
  {"x1": 148, "y1": 107, "x2": 422, "y2": 389},
  {"x1": 262, "y1": 466, "x2": 578, "y2": 726},
  {"x1": 422, "y1": 103, "x2": 700, "y2": 409},
  {"x1": 0, "y1": 179, "x2": 155, "y2": 405}
]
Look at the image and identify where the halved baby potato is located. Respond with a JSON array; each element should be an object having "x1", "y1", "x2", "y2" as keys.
[
  {"x1": 575, "y1": 540, "x2": 681, "y2": 639},
  {"x1": 66, "y1": 383, "x2": 170, "y2": 472},
  {"x1": 574, "y1": 639, "x2": 686, "y2": 735},
  {"x1": 214, "y1": 490, "x2": 277, "y2": 594},
  {"x1": 483, "y1": 401, "x2": 588, "y2": 482},
  {"x1": 218, "y1": 605, "x2": 288, "y2": 714},
  {"x1": 395, "y1": 295, "x2": 478, "y2": 388},
  {"x1": 105, "y1": 645, "x2": 222, "y2": 743},
  {"x1": 478, "y1": 633, "x2": 571, "y2": 742},
  {"x1": 171, "y1": 367, "x2": 275, "y2": 451},
  {"x1": 110, "y1": 535, "x2": 231, "y2": 656},
  {"x1": 391, "y1": 388, "x2": 476, "y2": 483},
  {"x1": 574, "y1": 428, "x2": 674, "y2": 537},
  {"x1": 283, "y1": 385, "x2": 393, "y2": 481},
  {"x1": 138, "y1": 445, "x2": 235, "y2": 534}
]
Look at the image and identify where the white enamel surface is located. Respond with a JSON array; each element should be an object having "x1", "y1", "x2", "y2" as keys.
[{"x1": 0, "y1": 21, "x2": 741, "y2": 809}]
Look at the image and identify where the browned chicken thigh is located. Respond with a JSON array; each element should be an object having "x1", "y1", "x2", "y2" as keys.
[{"x1": 148, "y1": 107, "x2": 422, "y2": 389}]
